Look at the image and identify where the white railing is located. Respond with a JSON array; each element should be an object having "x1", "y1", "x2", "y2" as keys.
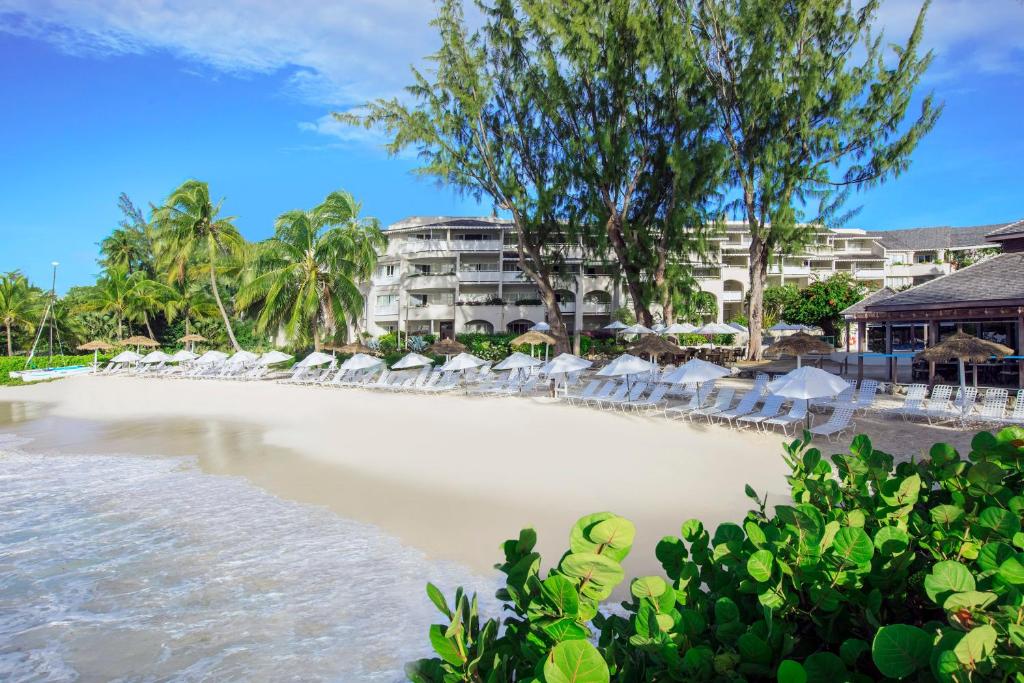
[
  {"x1": 372, "y1": 275, "x2": 400, "y2": 285},
  {"x1": 374, "y1": 304, "x2": 399, "y2": 315},
  {"x1": 398, "y1": 239, "x2": 503, "y2": 254},
  {"x1": 581, "y1": 302, "x2": 611, "y2": 314},
  {"x1": 457, "y1": 270, "x2": 502, "y2": 282},
  {"x1": 558, "y1": 303, "x2": 576, "y2": 313},
  {"x1": 853, "y1": 268, "x2": 886, "y2": 280},
  {"x1": 721, "y1": 290, "x2": 744, "y2": 302}
]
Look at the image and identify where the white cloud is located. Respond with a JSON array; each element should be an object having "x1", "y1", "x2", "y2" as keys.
[
  {"x1": 0, "y1": 0, "x2": 437, "y2": 106},
  {"x1": 873, "y1": 0, "x2": 1024, "y2": 78}
]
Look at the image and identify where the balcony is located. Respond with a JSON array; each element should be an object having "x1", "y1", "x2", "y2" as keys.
[
  {"x1": 768, "y1": 264, "x2": 811, "y2": 276},
  {"x1": 581, "y1": 302, "x2": 611, "y2": 314},
  {"x1": 853, "y1": 268, "x2": 886, "y2": 280},
  {"x1": 886, "y1": 263, "x2": 948, "y2": 278},
  {"x1": 371, "y1": 274, "x2": 400, "y2": 286},
  {"x1": 721, "y1": 290, "x2": 744, "y2": 302},
  {"x1": 406, "y1": 304, "x2": 455, "y2": 321},
  {"x1": 457, "y1": 270, "x2": 502, "y2": 283},
  {"x1": 374, "y1": 303, "x2": 399, "y2": 316},
  {"x1": 398, "y1": 239, "x2": 502, "y2": 254},
  {"x1": 404, "y1": 273, "x2": 457, "y2": 290},
  {"x1": 557, "y1": 302, "x2": 576, "y2": 313}
]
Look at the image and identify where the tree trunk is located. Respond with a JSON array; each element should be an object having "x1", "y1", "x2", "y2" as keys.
[
  {"x1": 185, "y1": 317, "x2": 190, "y2": 336},
  {"x1": 313, "y1": 321, "x2": 321, "y2": 352},
  {"x1": 511, "y1": 222, "x2": 571, "y2": 354},
  {"x1": 209, "y1": 261, "x2": 241, "y2": 351},
  {"x1": 605, "y1": 215, "x2": 652, "y2": 327},
  {"x1": 747, "y1": 235, "x2": 769, "y2": 360},
  {"x1": 5, "y1": 322, "x2": 11, "y2": 357},
  {"x1": 117, "y1": 317, "x2": 123, "y2": 339},
  {"x1": 144, "y1": 314, "x2": 155, "y2": 340},
  {"x1": 662, "y1": 291, "x2": 674, "y2": 327}
]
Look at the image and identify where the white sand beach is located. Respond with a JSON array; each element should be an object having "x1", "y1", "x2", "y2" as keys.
[{"x1": 0, "y1": 375, "x2": 976, "y2": 578}]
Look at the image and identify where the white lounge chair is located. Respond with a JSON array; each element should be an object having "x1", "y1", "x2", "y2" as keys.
[
  {"x1": 626, "y1": 383, "x2": 672, "y2": 412},
  {"x1": 577, "y1": 380, "x2": 616, "y2": 406},
  {"x1": 973, "y1": 388, "x2": 1008, "y2": 425},
  {"x1": 809, "y1": 405, "x2": 856, "y2": 442},
  {"x1": 923, "y1": 385, "x2": 954, "y2": 424},
  {"x1": 562, "y1": 379, "x2": 600, "y2": 404},
  {"x1": 736, "y1": 395, "x2": 785, "y2": 430},
  {"x1": 588, "y1": 382, "x2": 629, "y2": 408},
  {"x1": 713, "y1": 388, "x2": 763, "y2": 426},
  {"x1": 689, "y1": 388, "x2": 736, "y2": 422},
  {"x1": 1006, "y1": 390, "x2": 1024, "y2": 425},
  {"x1": 762, "y1": 400, "x2": 808, "y2": 435},
  {"x1": 602, "y1": 382, "x2": 648, "y2": 410},
  {"x1": 850, "y1": 380, "x2": 879, "y2": 414},
  {"x1": 663, "y1": 382, "x2": 716, "y2": 420},
  {"x1": 881, "y1": 384, "x2": 927, "y2": 420}
]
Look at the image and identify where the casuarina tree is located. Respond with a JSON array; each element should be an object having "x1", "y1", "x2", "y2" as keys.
[{"x1": 680, "y1": 0, "x2": 940, "y2": 358}]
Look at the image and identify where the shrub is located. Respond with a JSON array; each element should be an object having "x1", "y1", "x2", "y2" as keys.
[
  {"x1": 0, "y1": 354, "x2": 113, "y2": 385},
  {"x1": 409, "y1": 428, "x2": 1024, "y2": 682}
]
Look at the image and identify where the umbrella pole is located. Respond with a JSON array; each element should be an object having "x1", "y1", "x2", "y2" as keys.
[
  {"x1": 797, "y1": 355, "x2": 802, "y2": 369},
  {"x1": 959, "y1": 359, "x2": 967, "y2": 415}
]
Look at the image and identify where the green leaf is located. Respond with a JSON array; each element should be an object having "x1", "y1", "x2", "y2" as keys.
[
  {"x1": 804, "y1": 652, "x2": 846, "y2": 683},
  {"x1": 930, "y1": 504, "x2": 964, "y2": 526},
  {"x1": 588, "y1": 517, "x2": 636, "y2": 555},
  {"x1": 777, "y1": 660, "x2": 807, "y2": 683},
  {"x1": 630, "y1": 576, "x2": 667, "y2": 600},
  {"x1": 953, "y1": 625, "x2": 997, "y2": 667},
  {"x1": 832, "y1": 527, "x2": 874, "y2": 566},
  {"x1": 559, "y1": 553, "x2": 624, "y2": 599},
  {"x1": 745, "y1": 520, "x2": 767, "y2": 547},
  {"x1": 425, "y1": 583, "x2": 451, "y2": 618},
  {"x1": 544, "y1": 640, "x2": 609, "y2": 683},
  {"x1": 429, "y1": 624, "x2": 465, "y2": 666},
  {"x1": 925, "y1": 561, "x2": 976, "y2": 604},
  {"x1": 930, "y1": 442, "x2": 958, "y2": 465},
  {"x1": 977, "y1": 542, "x2": 1014, "y2": 572},
  {"x1": 978, "y1": 506, "x2": 1021, "y2": 539},
  {"x1": 998, "y1": 554, "x2": 1024, "y2": 585},
  {"x1": 714, "y1": 596, "x2": 739, "y2": 624},
  {"x1": 839, "y1": 638, "x2": 869, "y2": 667},
  {"x1": 542, "y1": 575, "x2": 580, "y2": 617},
  {"x1": 872, "y1": 624, "x2": 932, "y2": 678},
  {"x1": 570, "y1": 513, "x2": 633, "y2": 561},
  {"x1": 874, "y1": 526, "x2": 910, "y2": 556},
  {"x1": 680, "y1": 519, "x2": 704, "y2": 542},
  {"x1": 943, "y1": 591, "x2": 997, "y2": 612},
  {"x1": 747, "y1": 549, "x2": 775, "y2": 582},
  {"x1": 542, "y1": 618, "x2": 589, "y2": 643},
  {"x1": 737, "y1": 632, "x2": 772, "y2": 665}
]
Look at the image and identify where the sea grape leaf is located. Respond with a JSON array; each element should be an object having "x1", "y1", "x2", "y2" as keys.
[
  {"x1": 630, "y1": 576, "x2": 667, "y2": 600},
  {"x1": 747, "y1": 549, "x2": 774, "y2": 583},
  {"x1": 872, "y1": 624, "x2": 932, "y2": 678},
  {"x1": 925, "y1": 561, "x2": 976, "y2": 604},
  {"x1": 803, "y1": 652, "x2": 846, "y2": 683},
  {"x1": 542, "y1": 575, "x2": 580, "y2": 617},
  {"x1": 930, "y1": 505, "x2": 964, "y2": 526},
  {"x1": 832, "y1": 527, "x2": 874, "y2": 566},
  {"x1": 544, "y1": 639, "x2": 610, "y2": 683},
  {"x1": 978, "y1": 507, "x2": 1020, "y2": 539},
  {"x1": 429, "y1": 624, "x2": 465, "y2": 666},
  {"x1": 953, "y1": 625, "x2": 997, "y2": 667},
  {"x1": 998, "y1": 554, "x2": 1024, "y2": 585},
  {"x1": 776, "y1": 660, "x2": 807, "y2": 683},
  {"x1": 874, "y1": 526, "x2": 910, "y2": 555},
  {"x1": 943, "y1": 591, "x2": 997, "y2": 612}
]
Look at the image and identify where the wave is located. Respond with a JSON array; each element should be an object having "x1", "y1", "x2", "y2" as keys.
[{"x1": 0, "y1": 446, "x2": 496, "y2": 682}]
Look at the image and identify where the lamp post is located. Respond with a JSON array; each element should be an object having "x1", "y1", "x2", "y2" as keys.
[{"x1": 49, "y1": 262, "x2": 58, "y2": 362}]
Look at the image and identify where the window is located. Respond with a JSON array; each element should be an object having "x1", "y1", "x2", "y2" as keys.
[
  {"x1": 378, "y1": 264, "x2": 397, "y2": 277},
  {"x1": 413, "y1": 263, "x2": 432, "y2": 275},
  {"x1": 375, "y1": 294, "x2": 398, "y2": 308},
  {"x1": 461, "y1": 262, "x2": 498, "y2": 272},
  {"x1": 916, "y1": 252, "x2": 936, "y2": 264},
  {"x1": 507, "y1": 319, "x2": 534, "y2": 334},
  {"x1": 463, "y1": 320, "x2": 494, "y2": 334}
]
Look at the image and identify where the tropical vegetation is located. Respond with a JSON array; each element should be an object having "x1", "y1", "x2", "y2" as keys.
[{"x1": 411, "y1": 427, "x2": 1024, "y2": 682}]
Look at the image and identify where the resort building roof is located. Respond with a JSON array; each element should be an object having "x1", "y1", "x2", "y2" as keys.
[
  {"x1": 841, "y1": 286, "x2": 896, "y2": 318},
  {"x1": 864, "y1": 224, "x2": 996, "y2": 251},
  {"x1": 386, "y1": 216, "x2": 510, "y2": 232},
  {"x1": 985, "y1": 218, "x2": 1024, "y2": 242}
]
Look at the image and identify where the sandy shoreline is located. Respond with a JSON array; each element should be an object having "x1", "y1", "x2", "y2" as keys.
[{"x1": 0, "y1": 375, "x2": 976, "y2": 579}]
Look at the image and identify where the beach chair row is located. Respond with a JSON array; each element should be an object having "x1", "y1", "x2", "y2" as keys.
[
  {"x1": 558, "y1": 372, "x2": 857, "y2": 441},
  {"x1": 883, "y1": 385, "x2": 1024, "y2": 427}
]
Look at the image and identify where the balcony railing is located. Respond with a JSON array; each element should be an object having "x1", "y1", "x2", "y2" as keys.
[
  {"x1": 374, "y1": 303, "x2": 399, "y2": 315},
  {"x1": 457, "y1": 270, "x2": 502, "y2": 282},
  {"x1": 721, "y1": 290, "x2": 744, "y2": 302},
  {"x1": 398, "y1": 239, "x2": 503, "y2": 254},
  {"x1": 581, "y1": 302, "x2": 611, "y2": 314},
  {"x1": 853, "y1": 268, "x2": 886, "y2": 280}
]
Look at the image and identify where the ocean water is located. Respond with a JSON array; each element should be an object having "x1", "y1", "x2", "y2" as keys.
[{"x1": 0, "y1": 436, "x2": 495, "y2": 682}]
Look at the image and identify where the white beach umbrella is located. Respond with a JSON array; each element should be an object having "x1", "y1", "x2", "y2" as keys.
[
  {"x1": 728, "y1": 322, "x2": 748, "y2": 332},
  {"x1": 769, "y1": 322, "x2": 808, "y2": 332},
  {"x1": 620, "y1": 324, "x2": 655, "y2": 336},
  {"x1": 391, "y1": 352, "x2": 435, "y2": 369},
  {"x1": 697, "y1": 322, "x2": 737, "y2": 335},
  {"x1": 440, "y1": 352, "x2": 487, "y2": 372},
  {"x1": 664, "y1": 322, "x2": 697, "y2": 335},
  {"x1": 767, "y1": 367, "x2": 848, "y2": 400},
  {"x1": 767, "y1": 367, "x2": 850, "y2": 429},
  {"x1": 338, "y1": 352, "x2": 384, "y2": 371},
  {"x1": 169, "y1": 349, "x2": 198, "y2": 363},
  {"x1": 111, "y1": 350, "x2": 143, "y2": 364},
  {"x1": 604, "y1": 321, "x2": 628, "y2": 331},
  {"x1": 652, "y1": 323, "x2": 667, "y2": 333},
  {"x1": 597, "y1": 354, "x2": 657, "y2": 386},
  {"x1": 541, "y1": 353, "x2": 593, "y2": 375},
  {"x1": 140, "y1": 350, "x2": 172, "y2": 364},
  {"x1": 194, "y1": 350, "x2": 229, "y2": 365},
  {"x1": 530, "y1": 321, "x2": 551, "y2": 332},
  {"x1": 258, "y1": 350, "x2": 294, "y2": 366},
  {"x1": 494, "y1": 351, "x2": 543, "y2": 371},
  {"x1": 226, "y1": 350, "x2": 259, "y2": 365},
  {"x1": 296, "y1": 351, "x2": 335, "y2": 368},
  {"x1": 664, "y1": 358, "x2": 731, "y2": 385}
]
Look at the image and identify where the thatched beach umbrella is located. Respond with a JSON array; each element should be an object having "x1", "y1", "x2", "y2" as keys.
[
  {"x1": 179, "y1": 333, "x2": 207, "y2": 352},
  {"x1": 77, "y1": 340, "x2": 115, "y2": 369},
  {"x1": 627, "y1": 334, "x2": 683, "y2": 363},
  {"x1": 121, "y1": 335, "x2": 159, "y2": 353},
  {"x1": 511, "y1": 330, "x2": 556, "y2": 361},
  {"x1": 765, "y1": 332, "x2": 834, "y2": 368},
  {"x1": 330, "y1": 341, "x2": 377, "y2": 355},
  {"x1": 427, "y1": 337, "x2": 467, "y2": 362},
  {"x1": 916, "y1": 332, "x2": 1013, "y2": 400}
]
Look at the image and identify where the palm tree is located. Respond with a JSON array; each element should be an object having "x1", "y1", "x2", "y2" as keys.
[
  {"x1": 78, "y1": 268, "x2": 170, "y2": 339},
  {"x1": 237, "y1": 190, "x2": 384, "y2": 350},
  {"x1": 0, "y1": 271, "x2": 39, "y2": 356},
  {"x1": 154, "y1": 180, "x2": 245, "y2": 350},
  {"x1": 164, "y1": 278, "x2": 219, "y2": 337}
]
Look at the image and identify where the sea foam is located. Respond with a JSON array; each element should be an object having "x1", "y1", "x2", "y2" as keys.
[{"x1": 0, "y1": 446, "x2": 496, "y2": 682}]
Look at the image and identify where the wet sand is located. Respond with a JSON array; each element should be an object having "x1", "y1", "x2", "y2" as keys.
[{"x1": 0, "y1": 375, "x2": 976, "y2": 578}]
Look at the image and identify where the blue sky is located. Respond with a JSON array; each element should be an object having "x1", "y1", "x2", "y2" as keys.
[{"x1": 1, "y1": 0, "x2": 1022, "y2": 291}]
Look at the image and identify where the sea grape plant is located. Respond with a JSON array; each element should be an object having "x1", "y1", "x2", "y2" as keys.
[{"x1": 409, "y1": 427, "x2": 1024, "y2": 682}]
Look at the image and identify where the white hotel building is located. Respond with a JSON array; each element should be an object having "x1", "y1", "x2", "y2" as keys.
[{"x1": 357, "y1": 216, "x2": 999, "y2": 338}]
